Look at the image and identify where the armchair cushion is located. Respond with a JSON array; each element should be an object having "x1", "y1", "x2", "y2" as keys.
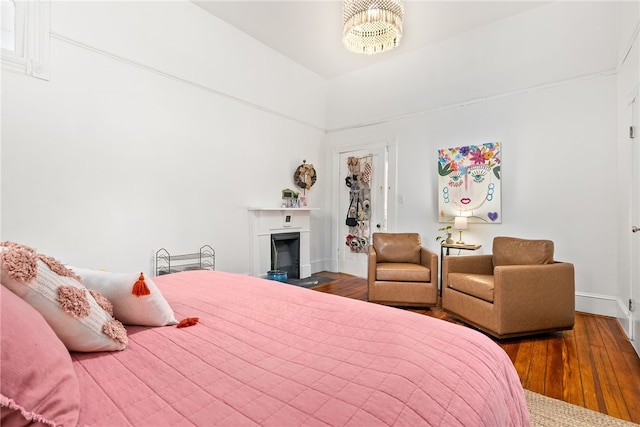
[
  {"x1": 372, "y1": 233, "x2": 421, "y2": 264},
  {"x1": 448, "y1": 273, "x2": 494, "y2": 303},
  {"x1": 492, "y1": 236, "x2": 554, "y2": 267},
  {"x1": 377, "y1": 263, "x2": 431, "y2": 282}
]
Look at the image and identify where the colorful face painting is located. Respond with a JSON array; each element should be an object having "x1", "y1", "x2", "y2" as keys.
[{"x1": 437, "y1": 142, "x2": 501, "y2": 223}]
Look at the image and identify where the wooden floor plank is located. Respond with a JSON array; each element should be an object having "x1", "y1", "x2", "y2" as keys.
[
  {"x1": 583, "y1": 313, "x2": 606, "y2": 348},
  {"x1": 309, "y1": 273, "x2": 640, "y2": 423},
  {"x1": 527, "y1": 338, "x2": 549, "y2": 394},
  {"x1": 597, "y1": 315, "x2": 625, "y2": 353},
  {"x1": 571, "y1": 313, "x2": 601, "y2": 413},
  {"x1": 604, "y1": 316, "x2": 636, "y2": 355},
  {"x1": 592, "y1": 346, "x2": 631, "y2": 420},
  {"x1": 499, "y1": 340, "x2": 521, "y2": 369},
  {"x1": 561, "y1": 329, "x2": 585, "y2": 407},
  {"x1": 544, "y1": 335, "x2": 565, "y2": 400},
  {"x1": 512, "y1": 339, "x2": 534, "y2": 387},
  {"x1": 599, "y1": 317, "x2": 640, "y2": 421},
  {"x1": 621, "y1": 350, "x2": 640, "y2": 420}
]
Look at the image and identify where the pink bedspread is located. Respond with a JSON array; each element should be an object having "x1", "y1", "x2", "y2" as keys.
[{"x1": 71, "y1": 271, "x2": 529, "y2": 426}]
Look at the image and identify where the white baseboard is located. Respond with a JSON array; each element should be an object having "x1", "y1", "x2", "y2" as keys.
[
  {"x1": 576, "y1": 291, "x2": 618, "y2": 317},
  {"x1": 575, "y1": 292, "x2": 632, "y2": 339},
  {"x1": 310, "y1": 259, "x2": 332, "y2": 275}
]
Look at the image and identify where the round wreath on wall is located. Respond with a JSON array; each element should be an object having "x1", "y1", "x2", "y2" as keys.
[{"x1": 294, "y1": 160, "x2": 317, "y2": 191}]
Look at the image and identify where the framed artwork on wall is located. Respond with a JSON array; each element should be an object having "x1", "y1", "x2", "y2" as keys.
[{"x1": 437, "y1": 141, "x2": 501, "y2": 223}]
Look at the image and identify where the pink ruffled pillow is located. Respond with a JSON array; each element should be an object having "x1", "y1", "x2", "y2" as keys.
[
  {"x1": 0, "y1": 285, "x2": 81, "y2": 427},
  {"x1": 0, "y1": 242, "x2": 127, "y2": 352}
]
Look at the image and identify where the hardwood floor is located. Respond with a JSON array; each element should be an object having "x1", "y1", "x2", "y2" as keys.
[{"x1": 309, "y1": 272, "x2": 640, "y2": 424}]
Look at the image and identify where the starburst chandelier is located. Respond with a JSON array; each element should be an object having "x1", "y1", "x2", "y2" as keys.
[{"x1": 342, "y1": 0, "x2": 404, "y2": 55}]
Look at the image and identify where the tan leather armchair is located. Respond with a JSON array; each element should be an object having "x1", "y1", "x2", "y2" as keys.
[
  {"x1": 442, "y1": 236, "x2": 575, "y2": 339},
  {"x1": 367, "y1": 233, "x2": 438, "y2": 307}
]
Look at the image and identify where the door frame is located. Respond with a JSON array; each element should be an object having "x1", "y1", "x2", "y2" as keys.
[
  {"x1": 629, "y1": 86, "x2": 639, "y2": 354},
  {"x1": 330, "y1": 138, "x2": 397, "y2": 274}
]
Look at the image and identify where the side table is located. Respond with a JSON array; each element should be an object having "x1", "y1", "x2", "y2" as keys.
[{"x1": 439, "y1": 243, "x2": 482, "y2": 295}]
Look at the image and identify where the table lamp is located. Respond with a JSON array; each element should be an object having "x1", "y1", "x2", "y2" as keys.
[{"x1": 454, "y1": 216, "x2": 468, "y2": 244}]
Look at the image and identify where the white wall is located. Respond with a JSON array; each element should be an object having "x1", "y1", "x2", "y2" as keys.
[
  {"x1": 1, "y1": 0, "x2": 329, "y2": 274},
  {"x1": 324, "y1": 1, "x2": 627, "y2": 318}
]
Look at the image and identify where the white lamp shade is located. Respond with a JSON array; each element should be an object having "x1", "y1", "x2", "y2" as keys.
[{"x1": 454, "y1": 216, "x2": 468, "y2": 230}]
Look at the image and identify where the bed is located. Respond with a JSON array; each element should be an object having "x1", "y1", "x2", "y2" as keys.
[{"x1": 1, "y1": 254, "x2": 529, "y2": 426}]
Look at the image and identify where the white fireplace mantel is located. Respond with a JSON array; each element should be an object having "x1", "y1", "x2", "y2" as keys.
[{"x1": 248, "y1": 207, "x2": 318, "y2": 278}]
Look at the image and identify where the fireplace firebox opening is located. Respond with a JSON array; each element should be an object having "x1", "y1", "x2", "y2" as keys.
[{"x1": 271, "y1": 232, "x2": 300, "y2": 279}]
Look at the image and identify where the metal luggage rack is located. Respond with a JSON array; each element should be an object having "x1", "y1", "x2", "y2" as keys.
[{"x1": 155, "y1": 245, "x2": 215, "y2": 276}]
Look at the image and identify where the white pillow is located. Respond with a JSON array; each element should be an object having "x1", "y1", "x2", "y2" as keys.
[
  {"x1": 0, "y1": 243, "x2": 127, "y2": 352},
  {"x1": 72, "y1": 268, "x2": 178, "y2": 327}
]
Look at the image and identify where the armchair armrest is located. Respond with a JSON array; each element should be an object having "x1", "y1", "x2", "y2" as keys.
[
  {"x1": 419, "y1": 247, "x2": 438, "y2": 283},
  {"x1": 495, "y1": 263, "x2": 575, "y2": 299},
  {"x1": 494, "y1": 262, "x2": 575, "y2": 331},
  {"x1": 443, "y1": 254, "x2": 494, "y2": 275},
  {"x1": 367, "y1": 246, "x2": 377, "y2": 285}
]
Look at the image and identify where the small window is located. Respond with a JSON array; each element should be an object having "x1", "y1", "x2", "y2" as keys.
[
  {"x1": 1, "y1": 0, "x2": 15, "y2": 51},
  {"x1": 1, "y1": 0, "x2": 49, "y2": 80}
]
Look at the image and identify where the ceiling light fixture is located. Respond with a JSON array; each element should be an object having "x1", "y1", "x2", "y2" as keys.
[{"x1": 342, "y1": 0, "x2": 404, "y2": 55}]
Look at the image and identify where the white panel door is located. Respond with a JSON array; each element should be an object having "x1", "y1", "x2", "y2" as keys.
[{"x1": 337, "y1": 145, "x2": 388, "y2": 278}]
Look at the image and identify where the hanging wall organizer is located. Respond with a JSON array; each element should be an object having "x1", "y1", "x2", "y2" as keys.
[{"x1": 345, "y1": 155, "x2": 373, "y2": 253}]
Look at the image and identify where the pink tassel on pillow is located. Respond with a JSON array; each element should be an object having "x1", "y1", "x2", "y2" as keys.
[{"x1": 131, "y1": 273, "x2": 151, "y2": 297}]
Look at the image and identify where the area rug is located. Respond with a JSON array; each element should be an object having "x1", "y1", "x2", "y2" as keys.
[
  {"x1": 286, "y1": 275, "x2": 334, "y2": 288},
  {"x1": 525, "y1": 389, "x2": 639, "y2": 426}
]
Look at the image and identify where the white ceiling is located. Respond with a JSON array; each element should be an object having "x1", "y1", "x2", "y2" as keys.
[{"x1": 192, "y1": 1, "x2": 550, "y2": 79}]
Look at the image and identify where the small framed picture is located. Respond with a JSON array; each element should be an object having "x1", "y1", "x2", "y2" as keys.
[{"x1": 298, "y1": 196, "x2": 308, "y2": 207}]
